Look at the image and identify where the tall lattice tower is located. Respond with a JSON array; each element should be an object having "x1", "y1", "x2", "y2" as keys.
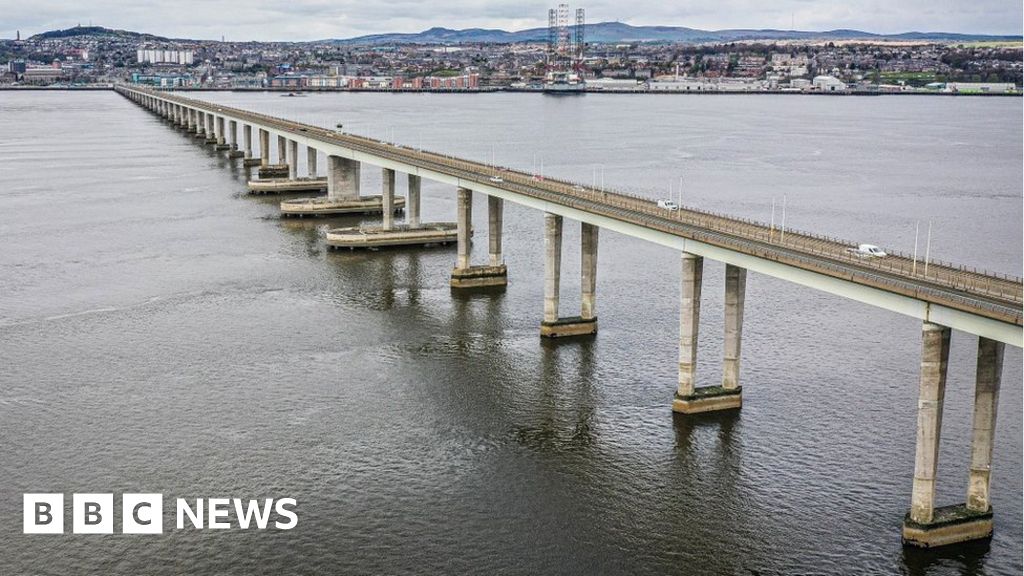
[
  {"x1": 574, "y1": 8, "x2": 585, "y2": 64},
  {"x1": 547, "y1": 4, "x2": 585, "y2": 69}
]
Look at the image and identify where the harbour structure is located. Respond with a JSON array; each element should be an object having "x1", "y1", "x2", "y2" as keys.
[
  {"x1": 544, "y1": 3, "x2": 586, "y2": 93},
  {"x1": 119, "y1": 84, "x2": 1022, "y2": 548}
]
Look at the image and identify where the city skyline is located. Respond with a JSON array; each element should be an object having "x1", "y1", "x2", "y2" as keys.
[{"x1": 2, "y1": 0, "x2": 1023, "y2": 42}]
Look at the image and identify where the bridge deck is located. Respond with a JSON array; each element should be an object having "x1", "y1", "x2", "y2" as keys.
[{"x1": 124, "y1": 87, "x2": 1023, "y2": 328}]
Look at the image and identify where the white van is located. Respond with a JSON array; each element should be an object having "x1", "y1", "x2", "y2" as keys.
[
  {"x1": 854, "y1": 244, "x2": 887, "y2": 257},
  {"x1": 657, "y1": 199, "x2": 679, "y2": 211}
]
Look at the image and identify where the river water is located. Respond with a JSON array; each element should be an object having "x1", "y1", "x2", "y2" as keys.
[{"x1": 0, "y1": 90, "x2": 1020, "y2": 575}]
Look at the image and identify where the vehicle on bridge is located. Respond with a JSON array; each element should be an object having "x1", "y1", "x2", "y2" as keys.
[
  {"x1": 852, "y1": 244, "x2": 887, "y2": 257},
  {"x1": 658, "y1": 199, "x2": 680, "y2": 211}
]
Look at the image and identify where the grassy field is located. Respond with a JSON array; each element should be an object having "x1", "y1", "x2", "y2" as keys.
[{"x1": 879, "y1": 71, "x2": 939, "y2": 85}]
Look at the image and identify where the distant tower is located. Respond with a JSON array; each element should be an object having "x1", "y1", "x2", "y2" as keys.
[
  {"x1": 16, "y1": 30, "x2": 19, "y2": 41},
  {"x1": 574, "y1": 8, "x2": 585, "y2": 64},
  {"x1": 547, "y1": 4, "x2": 584, "y2": 69}
]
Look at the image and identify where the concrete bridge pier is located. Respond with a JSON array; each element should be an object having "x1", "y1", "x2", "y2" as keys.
[
  {"x1": 204, "y1": 114, "x2": 217, "y2": 145},
  {"x1": 257, "y1": 134, "x2": 290, "y2": 179},
  {"x1": 288, "y1": 140, "x2": 299, "y2": 179},
  {"x1": 193, "y1": 110, "x2": 204, "y2": 137},
  {"x1": 243, "y1": 125, "x2": 253, "y2": 161},
  {"x1": 327, "y1": 156, "x2": 360, "y2": 201},
  {"x1": 259, "y1": 129, "x2": 270, "y2": 168},
  {"x1": 382, "y1": 168, "x2": 396, "y2": 230},
  {"x1": 277, "y1": 135, "x2": 287, "y2": 165},
  {"x1": 672, "y1": 255, "x2": 745, "y2": 413},
  {"x1": 902, "y1": 326, "x2": 1004, "y2": 548},
  {"x1": 227, "y1": 120, "x2": 243, "y2": 157},
  {"x1": 408, "y1": 175, "x2": 421, "y2": 228},
  {"x1": 539, "y1": 213, "x2": 597, "y2": 337},
  {"x1": 307, "y1": 146, "x2": 318, "y2": 177},
  {"x1": 450, "y1": 189, "x2": 507, "y2": 289},
  {"x1": 285, "y1": 155, "x2": 402, "y2": 219},
  {"x1": 215, "y1": 117, "x2": 230, "y2": 150}
]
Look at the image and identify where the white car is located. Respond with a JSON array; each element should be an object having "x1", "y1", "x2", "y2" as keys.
[
  {"x1": 489, "y1": 176, "x2": 503, "y2": 183},
  {"x1": 853, "y1": 244, "x2": 887, "y2": 257},
  {"x1": 657, "y1": 199, "x2": 679, "y2": 211}
]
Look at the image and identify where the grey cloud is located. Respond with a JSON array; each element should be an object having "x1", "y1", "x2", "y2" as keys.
[{"x1": 1, "y1": 0, "x2": 1020, "y2": 41}]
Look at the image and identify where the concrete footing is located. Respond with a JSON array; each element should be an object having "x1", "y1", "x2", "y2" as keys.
[
  {"x1": 215, "y1": 143, "x2": 232, "y2": 151},
  {"x1": 540, "y1": 316, "x2": 598, "y2": 338},
  {"x1": 258, "y1": 164, "x2": 290, "y2": 179},
  {"x1": 228, "y1": 150, "x2": 245, "y2": 158},
  {"x1": 243, "y1": 157, "x2": 263, "y2": 168},
  {"x1": 280, "y1": 195, "x2": 406, "y2": 217},
  {"x1": 902, "y1": 504, "x2": 993, "y2": 548},
  {"x1": 248, "y1": 177, "x2": 328, "y2": 194},
  {"x1": 450, "y1": 264, "x2": 508, "y2": 288},
  {"x1": 326, "y1": 222, "x2": 457, "y2": 249},
  {"x1": 672, "y1": 386, "x2": 743, "y2": 414},
  {"x1": 204, "y1": 137, "x2": 219, "y2": 145}
]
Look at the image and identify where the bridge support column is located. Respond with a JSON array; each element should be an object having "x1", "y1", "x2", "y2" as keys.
[
  {"x1": 489, "y1": 196, "x2": 504, "y2": 267},
  {"x1": 722, "y1": 264, "x2": 746, "y2": 394},
  {"x1": 193, "y1": 110, "x2": 203, "y2": 136},
  {"x1": 215, "y1": 116, "x2": 229, "y2": 149},
  {"x1": 288, "y1": 140, "x2": 299, "y2": 179},
  {"x1": 382, "y1": 168, "x2": 396, "y2": 230},
  {"x1": 673, "y1": 257, "x2": 744, "y2": 413},
  {"x1": 902, "y1": 330, "x2": 1002, "y2": 548},
  {"x1": 451, "y1": 189, "x2": 508, "y2": 289},
  {"x1": 277, "y1": 135, "x2": 287, "y2": 165},
  {"x1": 538, "y1": 215, "x2": 596, "y2": 337},
  {"x1": 243, "y1": 125, "x2": 253, "y2": 159},
  {"x1": 455, "y1": 187, "x2": 472, "y2": 270},
  {"x1": 407, "y1": 174, "x2": 421, "y2": 228},
  {"x1": 580, "y1": 222, "x2": 598, "y2": 323},
  {"x1": 307, "y1": 146, "x2": 318, "y2": 177},
  {"x1": 259, "y1": 129, "x2": 270, "y2": 168},
  {"x1": 205, "y1": 114, "x2": 217, "y2": 144},
  {"x1": 326, "y1": 155, "x2": 360, "y2": 201}
]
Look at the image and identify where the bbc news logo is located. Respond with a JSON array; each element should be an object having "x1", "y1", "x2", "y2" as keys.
[{"x1": 24, "y1": 494, "x2": 297, "y2": 534}]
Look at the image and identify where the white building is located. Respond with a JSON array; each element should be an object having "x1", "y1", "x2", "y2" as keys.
[
  {"x1": 137, "y1": 48, "x2": 195, "y2": 65},
  {"x1": 812, "y1": 75, "x2": 847, "y2": 92},
  {"x1": 586, "y1": 78, "x2": 641, "y2": 91}
]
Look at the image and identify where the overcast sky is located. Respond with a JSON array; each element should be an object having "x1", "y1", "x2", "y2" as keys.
[{"x1": 2, "y1": 0, "x2": 1021, "y2": 41}]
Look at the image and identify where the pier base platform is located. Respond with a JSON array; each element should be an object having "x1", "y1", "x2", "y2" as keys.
[
  {"x1": 228, "y1": 150, "x2": 245, "y2": 158},
  {"x1": 215, "y1": 143, "x2": 231, "y2": 151},
  {"x1": 672, "y1": 386, "x2": 742, "y2": 414},
  {"x1": 280, "y1": 195, "x2": 406, "y2": 217},
  {"x1": 540, "y1": 316, "x2": 597, "y2": 338},
  {"x1": 204, "y1": 137, "x2": 219, "y2": 145},
  {"x1": 451, "y1": 264, "x2": 508, "y2": 288},
  {"x1": 258, "y1": 164, "x2": 290, "y2": 179},
  {"x1": 248, "y1": 177, "x2": 328, "y2": 194},
  {"x1": 902, "y1": 505, "x2": 993, "y2": 548},
  {"x1": 243, "y1": 158, "x2": 262, "y2": 167},
  {"x1": 326, "y1": 222, "x2": 457, "y2": 249}
]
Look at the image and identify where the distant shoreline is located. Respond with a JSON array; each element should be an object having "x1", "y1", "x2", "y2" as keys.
[{"x1": 0, "y1": 85, "x2": 1020, "y2": 97}]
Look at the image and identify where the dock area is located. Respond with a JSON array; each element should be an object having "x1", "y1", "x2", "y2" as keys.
[
  {"x1": 258, "y1": 164, "x2": 290, "y2": 178},
  {"x1": 248, "y1": 177, "x2": 328, "y2": 194},
  {"x1": 281, "y1": 195, "x2": 406, "y2": 217},
  {"x1": 326, "y1": 222, "x2": 458, "y2": 249}
]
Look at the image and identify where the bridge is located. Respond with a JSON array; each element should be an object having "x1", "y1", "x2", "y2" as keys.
[{"x1": 118, "y1": 84, "x2": 1022, "y2": 548}]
